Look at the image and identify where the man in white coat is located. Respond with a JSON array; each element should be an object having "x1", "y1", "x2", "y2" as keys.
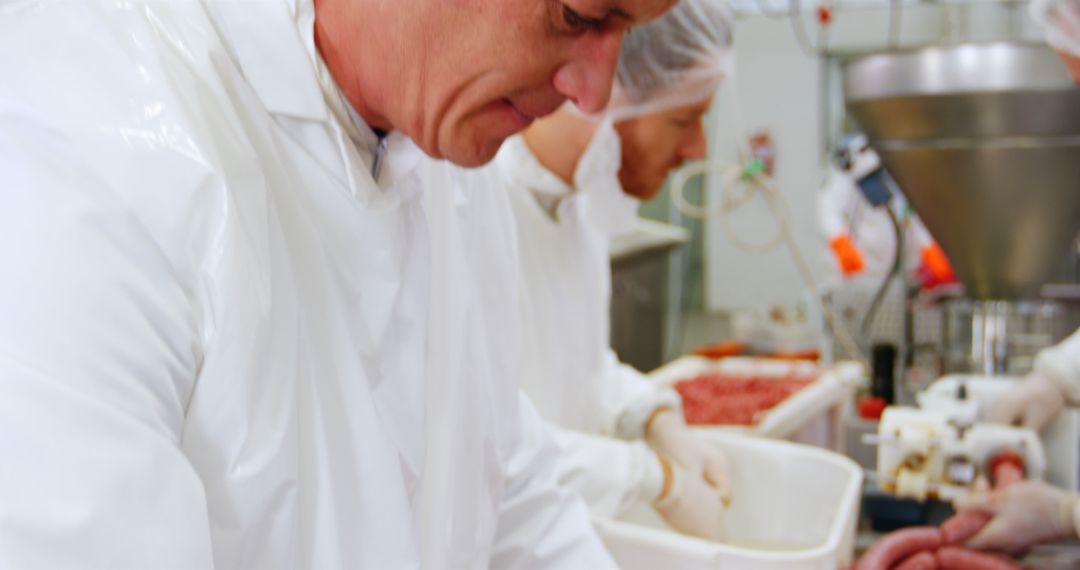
[
  {"x1": 0, "y1": 0, "x2": 675, "y2": 567},
  {"x1": 949, "y1": 0, "x2": 1080, "y2": 554},
  {"x1": 488, "y1": 0, "x2": 736, "y2": 541}
]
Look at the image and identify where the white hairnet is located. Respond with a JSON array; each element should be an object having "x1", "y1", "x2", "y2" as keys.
[
  {"x1": 605, "y1": 0, "x2": 734, "y2": 122},
  {"x1": 1031, "y1": 0, "x2": 1080, "y2": 57}
]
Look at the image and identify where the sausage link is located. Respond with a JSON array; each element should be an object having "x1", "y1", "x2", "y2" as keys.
[
  {"x1": 855, "y1": 527, "x2": 943, "y2": 570},
  {"x1": 940, "y1": 510, "x2": 992, "y2": 545},
  {"x1": 935, "y1": 546, "x2": 1021, "y2": 570},
  {"x1": 891, "y1": 550, "x2": 938, "y2": 570}
]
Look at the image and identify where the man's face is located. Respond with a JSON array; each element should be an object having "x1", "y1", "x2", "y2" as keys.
[
  {"x1": 614, "y1": 96, "x2": 714, "y2": 200},
  {"x1": 409, "y1": 0, "x2": 676, "y2": 167}
]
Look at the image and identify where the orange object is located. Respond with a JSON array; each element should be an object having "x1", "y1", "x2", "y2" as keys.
[
  {"x1": 763, "y1": 349, "x2": 821, "y2": 362},
  {"x1": 920, "y1": 242, "x2": 956, "y2": 287},
  {"x1": 829, "y1": 234, "x2": 865, "y2": 277},
  {"x1": 816, "y1": 3, "x2": 833, "y2": 25},
  {"x1": 692, "y1": 340, "x2": 747, "y2": 359},
  {"x1": 749, "y1": 132, "x2": 776, "y2": 176},
  {"x1": 988, "y1": 449, "x2": 1026, "y2": 487},
  {"x1": 1058, "y1": 49, "x2": 1080, "y2": 84},
  {"x1": 858, "y1": 396, "x2": 887, "y2": 420}
]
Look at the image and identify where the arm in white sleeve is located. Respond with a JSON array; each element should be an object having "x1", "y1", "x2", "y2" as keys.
[
  {"x1": 1036, "y1": 327, "x2": 1080, "y2": 404},
  {"x1": 550, "y1": 424, "x2": 664, "y2": 519},
  {"x1": 0, "y1": 124, "x2": 213, "y2": 569},
  {"x1": 490, "y1": 394, "x2": 618, "y2": 570},
  {"x1": 599, "y1": 349, "x2": 682, "y2": 440}
]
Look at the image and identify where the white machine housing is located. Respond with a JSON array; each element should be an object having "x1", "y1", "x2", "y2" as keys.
[
  {"x1": 874, "y1": 406, "x2": 1046, "y2": 502},
  {"x1": 919, "y1": 374, "x2": 1080, "y2": 493}
]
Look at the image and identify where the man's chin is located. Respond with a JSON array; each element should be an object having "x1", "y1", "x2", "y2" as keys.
[
  {"x1": 440, "y1": 134, "x2": 506, "y2": 168},
  {"x1": 620, "y1": 176, "x2": 664, "y2": 201},
  {"x1": 637, "y1": 186, "x2": 664, "y2": 201}
]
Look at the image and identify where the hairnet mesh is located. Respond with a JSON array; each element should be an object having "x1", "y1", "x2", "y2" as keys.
[
  {"x1": 1032, "y1": 0, "x2": 1080, "y2": 57},
  {"x1": 605, "y1": 0, "x2": 734, "y2": 123}
]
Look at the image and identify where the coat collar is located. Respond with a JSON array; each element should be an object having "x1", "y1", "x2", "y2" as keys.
[
  {"x1": 206, "y1": 0, "x2": 327, "y2": 123},
  {"x1": 206, "y1": 0, "x2": 426, "y2": 194},
  {"x1": 495, "y1": 135, "x2": 576, "y2": 200}
]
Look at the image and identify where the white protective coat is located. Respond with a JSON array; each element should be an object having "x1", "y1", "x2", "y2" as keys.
[
  {"x1": 817, "y1": 167, "x2": 935, "y2": 281},
  {"x1": 1032, "y1": 0, "x2": 1080, "y2": 57},
  {"x1": 494, "y1": 133, "x2": 681, "y2": 518},
  {"x1": 0, "y1": 1, "x2": 613, "y2": 568},
  {"x1": 1038, "y1": 327, "x2": 1080, "y2": 404}
]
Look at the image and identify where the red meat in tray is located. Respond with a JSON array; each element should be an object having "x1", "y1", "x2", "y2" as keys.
[{"x1": 675, "y1": 372, "x2": 814, "y2": 426}]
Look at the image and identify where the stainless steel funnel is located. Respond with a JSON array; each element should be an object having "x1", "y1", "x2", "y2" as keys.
[{"x1": 844, "y1": 42, "x2": 1080, "y2": 300}]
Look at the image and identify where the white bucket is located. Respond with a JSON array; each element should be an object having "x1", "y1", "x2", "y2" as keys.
[{"x1": 594, "y1": 431, "x2": 862, "y2": 570}]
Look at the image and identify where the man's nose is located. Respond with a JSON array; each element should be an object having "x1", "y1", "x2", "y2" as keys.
[{"x1": 551, "y1": 32, "x2": 624, "y2": 114}]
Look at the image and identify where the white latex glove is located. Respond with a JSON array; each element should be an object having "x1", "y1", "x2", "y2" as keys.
[
  {"x1": 645, "y1": 409, "x2": 730, "y2": 541},
  {"x1": 954, "y1": 480, "x2": 1080, "y2": 554},
  {"x1": 646, "y1": 409, "x2": 732, "y2": 502},
  {"x1": 653, "y1": 452, "x2": 727, "y2": 541},
  {"x1": 988, "y1": 373, "x2": 1067, "y2": 431}
]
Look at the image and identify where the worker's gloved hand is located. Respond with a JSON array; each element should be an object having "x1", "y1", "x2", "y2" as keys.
[
  {"x1": 652, "y1": 452, "x2": 727, "y2": 541},
  {"x1": 954, "y1": 480, "x2": 1080, "y2": 554},
  {"x1": 645, "y1": 409, "x2": 730, "y2": 541},
  {"x1": 646, "y1": 409, "x2": 732, "y2": 503},
  {"x1": 988, "y1": 372, "x2": 1067, "y2": 431}
]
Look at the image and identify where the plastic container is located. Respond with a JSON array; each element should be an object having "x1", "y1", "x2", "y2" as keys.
[
  {"x1": 650, "y1": 356, "x2": 863, "y2": 451},
  {"x1": 594, "y1": 431, "x2": 863, "y2": 570},
  {"x1": 731, "y1": 307, "x2": 823, "y2": 356}
]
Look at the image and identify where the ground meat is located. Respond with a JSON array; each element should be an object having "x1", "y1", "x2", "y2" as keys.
[{"x1": 674, "y1": 372, "x2": 813, "y2": 426}]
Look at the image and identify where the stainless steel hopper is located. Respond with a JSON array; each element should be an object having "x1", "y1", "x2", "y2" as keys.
[{"x1": 844, "y1": 42, "x2": 1080, "y2": 300}]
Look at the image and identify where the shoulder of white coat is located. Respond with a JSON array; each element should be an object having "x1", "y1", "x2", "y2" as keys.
[
  {"x1": 1038, "y1": 327, "x2": 1080, "y2": 404},
  {"x1": 0, "y1": 0, "x2": 248, "y2": 274}
]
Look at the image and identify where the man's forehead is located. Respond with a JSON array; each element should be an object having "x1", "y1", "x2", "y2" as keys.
[{"x1": 658, "y1": 96, "x2": 714, "y2": 119}]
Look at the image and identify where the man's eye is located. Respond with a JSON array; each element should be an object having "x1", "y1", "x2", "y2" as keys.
[{"x1": 562, "y1": 5, "x2": 605, "y2": 32}]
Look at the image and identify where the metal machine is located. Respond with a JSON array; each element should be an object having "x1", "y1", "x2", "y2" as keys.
[
  {"x1": 845, "y1": 41, "x2": 1080, "y2": 380},
  {"x1": 843, "y1": 42, "x2": 1080, "y2": 497}
]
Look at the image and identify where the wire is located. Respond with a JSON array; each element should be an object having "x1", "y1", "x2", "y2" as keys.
[
  {"x1": 752, "y1": 0, "x2": 792, "y2": 20},
  {"x1": 818, "y1": 10, "x2": 832, "y2": 54},
  {"x1": 789, "y1": 0, "x2": 823, "y2": 56},
  {"x1": 779, "y1": 0, "x2": 906, "y2": 56},
  {"x1": 669, "y1": 69, "x2": 865, "y2": 365},
  {"x1": 861, "y1": 204, "x2": 904, "y2": 337},
  {"x1": 669, "y1": 161, "x2": 868, "y2": 367},
  {"x1": 670, "y1": 213, "x2": 705, "y2": 358},
  {"x1": 887, "y1": 0, "x2": 902, "y2": 49},
  {"x1": 665, "y1": 183, "x2": 698, "y2": 360},
  {"x1": 671, "y1": 162, "x2": 785, "y2": 252}
]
